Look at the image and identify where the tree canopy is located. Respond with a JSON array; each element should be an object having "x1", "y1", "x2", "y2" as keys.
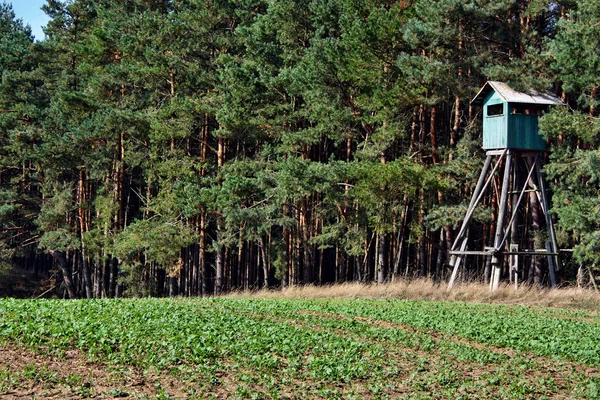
[{"x1": 1, "y1": 0, "x2": 598, "y2": 297}]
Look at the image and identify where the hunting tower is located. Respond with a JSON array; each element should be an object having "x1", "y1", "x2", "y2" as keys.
[{"x1": 447, "y1": 81, "x2": 563, "y2": 291}]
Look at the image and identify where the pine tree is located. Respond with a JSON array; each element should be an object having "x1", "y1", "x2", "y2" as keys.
[
  {"x1": 0, "y1": 3, "x2": 46, "y2": 289},
  {"x1": 543, "y1": 0, "x2": 600, "y2": 288}
]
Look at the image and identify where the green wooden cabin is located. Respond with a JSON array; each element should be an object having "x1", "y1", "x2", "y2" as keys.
[{"x1": 471, "y1": 81, "x2": 562, "y2": 151}]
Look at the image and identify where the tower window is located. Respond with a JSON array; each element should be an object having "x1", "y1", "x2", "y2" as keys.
[{"x1": 487, "y1": 104, "x2": 504, "y2": 116}]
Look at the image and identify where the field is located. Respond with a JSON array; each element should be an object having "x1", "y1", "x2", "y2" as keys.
[{"x1": 1, "y1": 289, "x2": 600, "y2": 399}]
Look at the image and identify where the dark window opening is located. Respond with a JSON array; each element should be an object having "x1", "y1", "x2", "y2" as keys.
[
  {"x1": 487, "y1": 104, "x2": 503, "y2": 116},
  {"x1": 512, "y1": 104, "x2": 544, "y2": 115}
]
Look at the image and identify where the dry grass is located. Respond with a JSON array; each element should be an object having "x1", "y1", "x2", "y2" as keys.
[{"x1": 227, "y1": 279, "x2": 600, "y2": 311}]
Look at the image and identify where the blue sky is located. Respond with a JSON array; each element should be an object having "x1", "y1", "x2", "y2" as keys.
[{"x1": 8, "y1": 0, "x2": 50, "y2": 41}]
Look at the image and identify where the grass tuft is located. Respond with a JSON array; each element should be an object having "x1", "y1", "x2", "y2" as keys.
[{"x1": 226, "y1": 279, "x2": 600, "y2": 310}]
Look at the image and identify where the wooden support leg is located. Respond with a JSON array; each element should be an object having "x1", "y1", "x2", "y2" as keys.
[
  {"x1": 447, "y1": 237, "x2": 469, "y2": 290},
  {"x1": 510, "y1": 154, "x2": 521, "y2": 252},
  {"x1": 510, "y1": 243, "x2": 519, "y2": 290},
  {"x1": 507, "y1": 154, "x2": 519, "y2": 289},
  {"x1": 546, "y1": 242, "x2": 557, "y2": 288},
  {"x1": 451, "y1": 155, "x2": 495, "y2": 249},
  {"x1": 447, "y1": 154, "x2": 495, "y2": 291},
  {"x1": 490, "y1": 151, "x2": 513, "y2": 291},
  {"x1": 535, "y1": 158, "x2": 561, "y2": 279},
  {"x1": 447, "y1": 152, "x2": 511, "y2": 291}
]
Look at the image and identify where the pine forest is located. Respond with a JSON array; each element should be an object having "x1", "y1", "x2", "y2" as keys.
[{"x1": 1, "y1": 0, "x2": 599, "y2": 298}]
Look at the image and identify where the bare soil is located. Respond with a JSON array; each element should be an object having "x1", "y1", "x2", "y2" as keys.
[{"x1": 0, "y1": 344, "x2": 191, "y2": 399}]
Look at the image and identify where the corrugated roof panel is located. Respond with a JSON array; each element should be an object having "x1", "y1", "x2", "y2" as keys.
[{"x1": 471, "y1": 81, "x2": 562, "y2": 106}]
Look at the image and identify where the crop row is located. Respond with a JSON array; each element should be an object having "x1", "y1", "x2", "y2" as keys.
[{"x1": 222, "y1": 298, "x2": 600, "y2": 365}]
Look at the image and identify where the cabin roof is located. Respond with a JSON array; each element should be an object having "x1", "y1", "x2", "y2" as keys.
[{"x1": 471, "y1": 81, "x2": 562, "y2": 106}]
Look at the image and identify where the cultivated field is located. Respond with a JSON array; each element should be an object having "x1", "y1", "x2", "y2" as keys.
[{"x1": 1, "y1": 288, "x2": 600, "y2": 399}]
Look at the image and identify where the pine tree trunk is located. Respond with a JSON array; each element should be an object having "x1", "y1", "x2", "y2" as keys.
[
  {"x1": 78, "y1": 170, "x2": 92, "y2": 298},
  {"x1": 430, "y1": 105, "x2": 439, "y2": 163},
  {"x1": 94, "y1": 256, "x2": 102, "y2": 298},
  {"x1": 109, "y1": 258, "x2": 118, "y2": 297},
  {"x1": 393, "y1": 201, "x2": 409, "y2": 279},
  {"x1": 260, "y1": 239, "x2": 269, "y2": 288},
  {"x1": 215, "y1": 225, "x2": 224, "y2": 296},
  {"x1": 49, "y1": 250, "x2": 76, "y2": 299},
  {"x1": 417, "y1": 193, "x2": 427, "y2": 277},
  {"x1": 192, "y1": 240, "x2": 199, "y2": 296},
  {"x1": 214, "y1": 136, "x2": 226, "y2": 295},
  {"x1": 419, "y1": 104, "x2": 426, "y2": 163},
  {"x1": 451, "y1": 16, "x2": 463, "y2": 160},
  {"x1": 435, "y1": 229, "x2": 445, "y2": 283},
  {"x1": 451, "y1": 96, "x2": 460, "y2": 159},
  {"x1": 199, "y1": 116, "x2": 209, "y2": 296},
  {"x1": 444, "y1": 225, "x2": 454, "y2": 281},
  {"x1": 236, "y1": 231, "x2": 243, "y2": 290},
  {"x1": 377, "y1": 233, "x2": 386, "y2": 284},
  {"x1": 244, "y1": 243, "x2": 251, "y2": 291},
  {"x1": 338, "y1": 252, "x2": 347, "y2": 283},
  {"x1": 103, "y1": 258, "x2": 111, "y2": 298},
  {"x1": 418, "y1": 236, "x2": 427, "y2": 277},
  {"x1": 410, "y1": 107, "x2": 418, "y2": 152},
  {"x1": 301, "y1": 198, "x2": 312, "y2": 284},
  {"x1": 200, "y1": 213, "x2": 207, "y2": 295},
  {"x1": 282, "y1": 213, "x2": 290, "y2": 289},
  {"x1": 293, "y1": 223, "x2": 300, "y2": 285}
]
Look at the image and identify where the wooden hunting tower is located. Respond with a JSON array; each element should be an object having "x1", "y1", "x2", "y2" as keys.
[
  {"x1": 447, "y1": 81, "x2": 563, "y2": 291},
  {"x1": 473, "y1": 81, "x2": 561, "y2": 150}
]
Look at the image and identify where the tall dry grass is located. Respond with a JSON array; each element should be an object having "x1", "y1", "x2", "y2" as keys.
[{"x1": 227, "y1": 279, "x2": 600, "y2": 311}]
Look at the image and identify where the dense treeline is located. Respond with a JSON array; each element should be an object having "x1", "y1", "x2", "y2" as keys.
[{"x1": 0, "y1": 0, "x2": 598, "y2": 298}]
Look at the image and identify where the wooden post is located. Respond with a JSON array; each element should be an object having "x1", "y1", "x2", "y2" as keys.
[
  {"x1": 546, "y1": 242, "x2": 557, "y2": 288},
  {"x1": 510, "y1": 244, "x2": 519, "y2": 290}
]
